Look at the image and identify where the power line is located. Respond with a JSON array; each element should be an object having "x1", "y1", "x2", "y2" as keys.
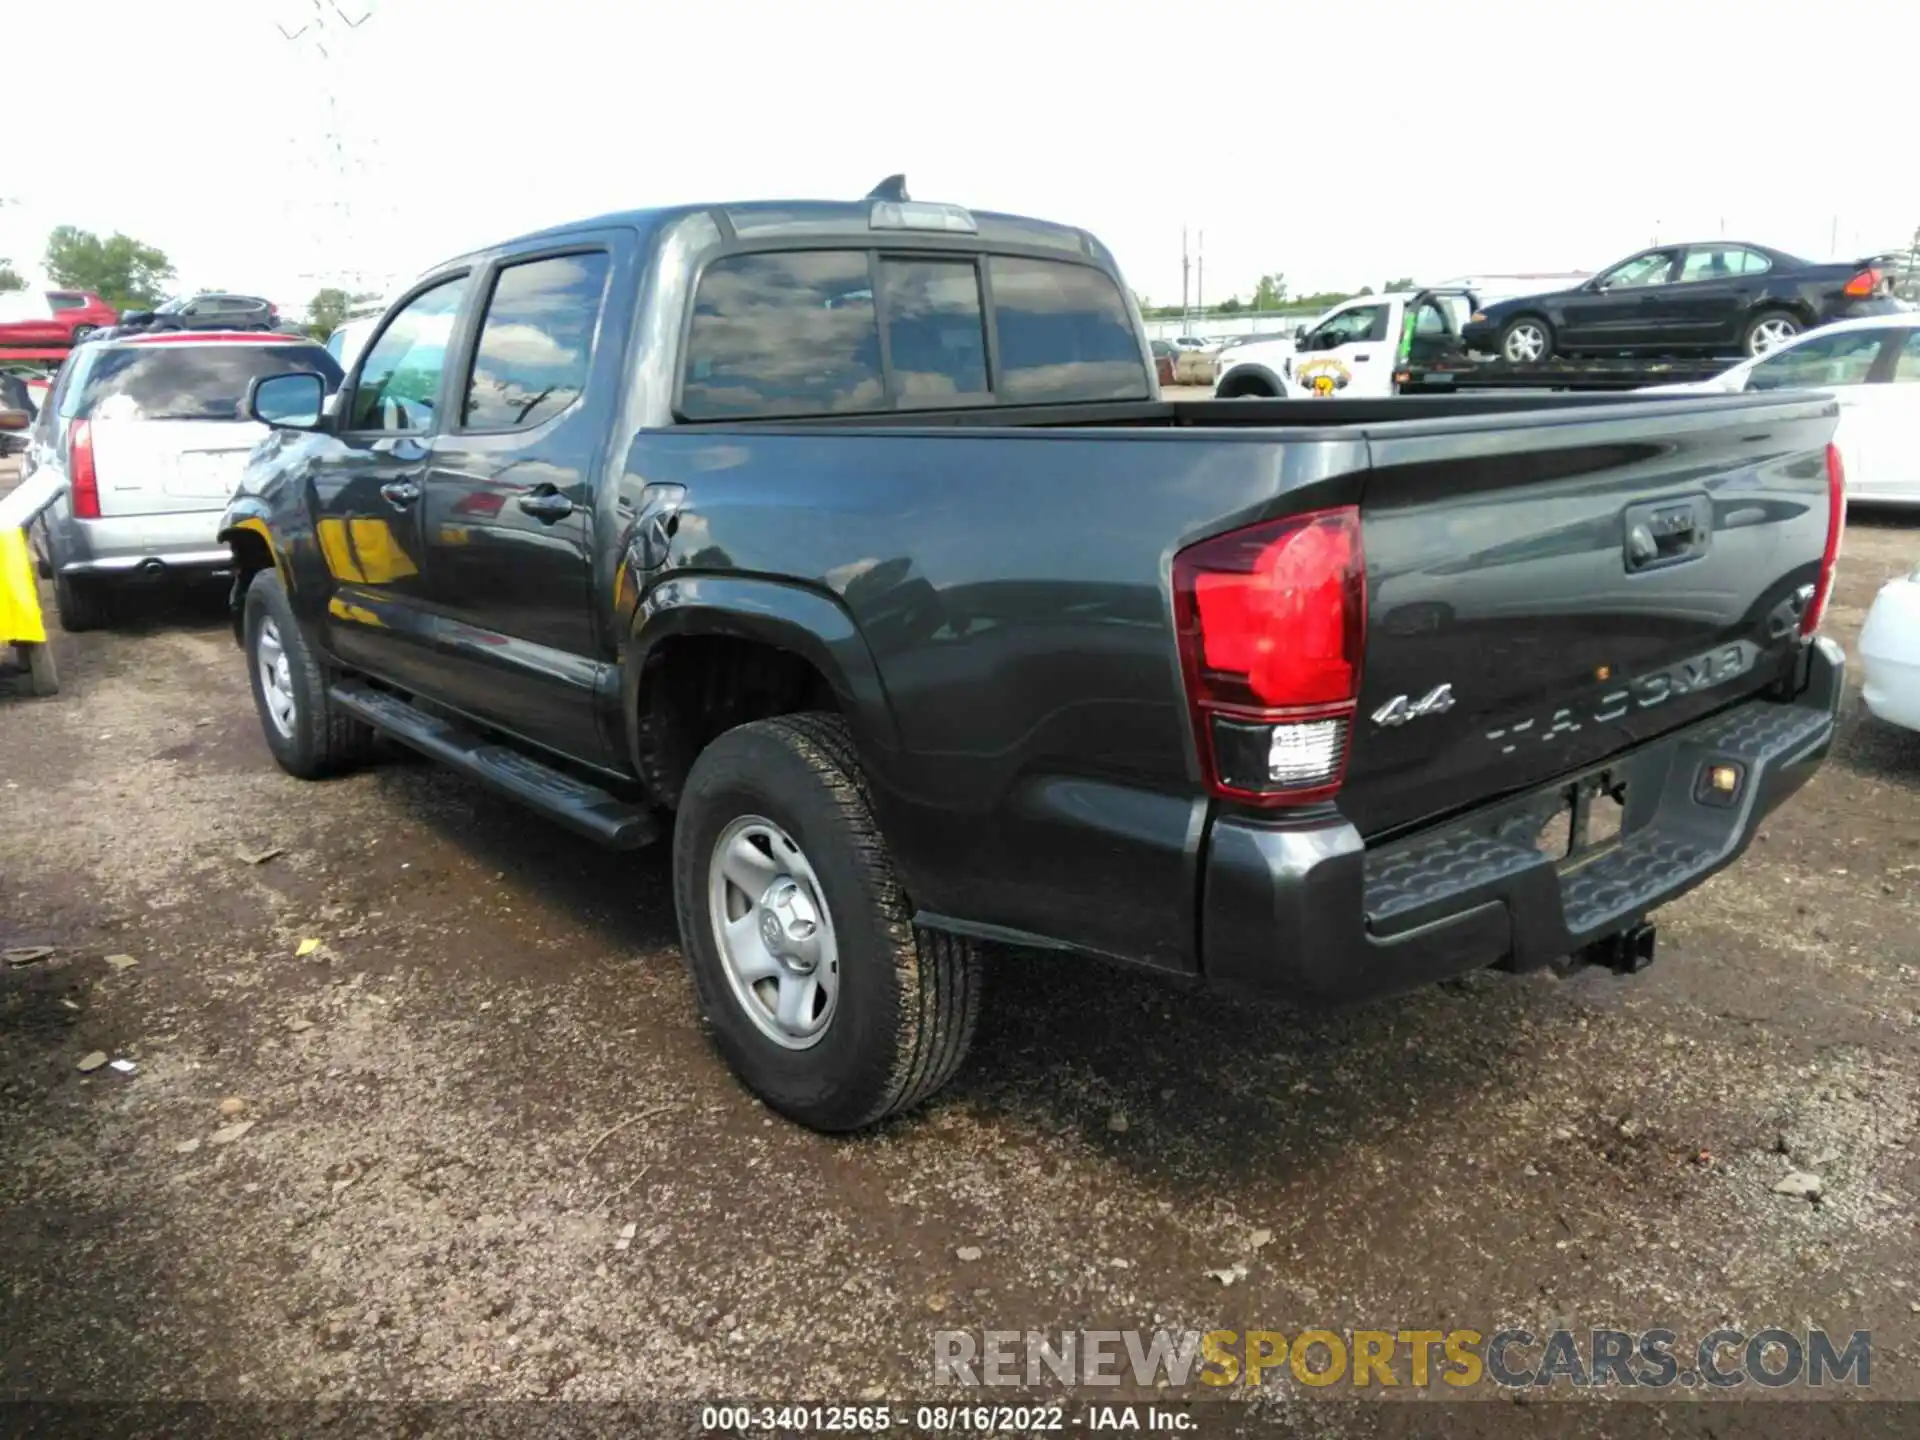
[{"x1": 276, "y1": 1, "x2": 392, "y2": 303}]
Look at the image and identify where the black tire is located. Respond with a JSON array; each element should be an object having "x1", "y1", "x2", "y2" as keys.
[
  {"x1": 51, "y1": 571, "x2": 108, "y2": 632},
  {"x1": 1742, "y1": 308, "x2": 1802, "y2": 358},
  {"x1": 1499, "y1": 316, "x2": 1554, "y2": 365},
  {"x1": 242, "y1": 571, "x2": 373, "y2": 779},
  {"x1": 673, "y1": 712, "x2": 982, "y2": 1131},
  {"x1": 70, "y1": 324, "x2": 97, "y2": 341},
  {"x1": 25, "y1": 642, "x2": 58, "y2": 697}
]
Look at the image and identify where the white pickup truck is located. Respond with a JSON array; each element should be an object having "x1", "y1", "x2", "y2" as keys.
[{"x1": 1214, "y1": 289, "x2": 1479, "y2": 399}]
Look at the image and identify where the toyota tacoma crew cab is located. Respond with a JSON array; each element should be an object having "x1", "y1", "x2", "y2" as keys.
[{"x1": 219, "y1": 178, "x2": 1848, "y2": 1131}]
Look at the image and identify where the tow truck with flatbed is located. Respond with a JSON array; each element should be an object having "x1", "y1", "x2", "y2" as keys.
[{"x1": 1215, "y1": 290, "x2": 1747, "y2": 399}]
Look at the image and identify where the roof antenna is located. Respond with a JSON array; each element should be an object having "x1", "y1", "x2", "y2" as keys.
[{"x1": 867, "y1": 174, "x2": 909, "y2": 203}]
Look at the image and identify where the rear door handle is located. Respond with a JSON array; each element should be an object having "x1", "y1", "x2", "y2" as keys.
[
  {"x1": 380, "y1": 478, "x2": 421, "y2": 507},
  {"x1": 517, "y1": 487, "x2": 574, "y2": 522}
]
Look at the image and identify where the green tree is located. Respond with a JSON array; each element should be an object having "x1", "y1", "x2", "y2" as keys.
[
  {"x1": 1295, "y1": 288, "x2": 1361, "y2": 311},
  {"x1": 0, "y1": 259, "x2": 22, "y2": 293},
  {"x1": 43, "y1": 226, "x2": 175, "y2": 311},
  {"x1": 1383, "y1": 275, "x2": 1415, "y2": 293},
  {"x1": 1250, "y1": 272, "x2": 1289, "y2": 310},
  {"x1": 1215, "y1": 295, "x2": 1243, "y2": 313},
  {"x1": 304, "y1": 285, "x2": 383, "y2": 340}
]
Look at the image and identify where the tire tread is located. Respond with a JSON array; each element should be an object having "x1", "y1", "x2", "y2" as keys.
[
  {"x1": 769, "y1": 712, "x2": 982, "y2": 1123},
  {"x1": 245, "y1": 572, "x2": 374, "y2": 778},
  {"x1": 677, "y1": 710, "x2": 982, "y2": 1129}
]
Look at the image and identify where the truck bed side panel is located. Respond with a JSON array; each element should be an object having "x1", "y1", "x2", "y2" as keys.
[{"x1": 625, "y1": 429, "x2": 1368, "y2": 972}]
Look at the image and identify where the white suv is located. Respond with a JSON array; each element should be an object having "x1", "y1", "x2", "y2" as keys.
[{"x1": 27, "y1": 333, "x2": 343, "y2": 630}]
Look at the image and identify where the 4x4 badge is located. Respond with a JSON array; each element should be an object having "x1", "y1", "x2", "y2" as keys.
[{"x1": 1372, "y1": 684, "x2": 1456, "y2": 728}]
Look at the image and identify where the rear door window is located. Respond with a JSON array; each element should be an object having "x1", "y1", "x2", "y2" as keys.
[
  {"x1": 682, "y1": 251, "x2": 884, "y2": 419},
  {"x1": 987, "y1": 256, "x2": 1149, "y2": 403},
  {"x1": 64, "y1": 344, "x2": 344, "y2": 422},
  {"x1": 879, "y1": 257, "x2": 987, "y2": 405},
  {"x1": 462, "y1": 251, "x2": 610, "y2": 430}
]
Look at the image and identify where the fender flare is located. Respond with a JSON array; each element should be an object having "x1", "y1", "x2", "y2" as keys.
[
  {"x1": 1214, "y1": 362, "x2": 1287, "y2": 398},
  {"x1": 624, "y1": 573, "x2": 904, "y2": 765},
  {"x1": 217, "y1": 498, "x2": 285, "y2": 575}
]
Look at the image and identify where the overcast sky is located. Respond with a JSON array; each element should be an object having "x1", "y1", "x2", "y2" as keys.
[{"x1": 6, "y1": 0, "x2": 1914, "y2": 314}]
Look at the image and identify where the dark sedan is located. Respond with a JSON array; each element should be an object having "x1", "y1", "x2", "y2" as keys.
[{"x1": 1462, "y1": 242, "x2": 1903, "y2": 363}]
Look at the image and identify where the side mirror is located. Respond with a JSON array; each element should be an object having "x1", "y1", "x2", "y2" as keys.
[
  {"x1": 247, "y1": 372, "x2": 329, "y2": 431},
  {"x1": 1293, "y1": 324, "x2": 1308, "y2": 343}
]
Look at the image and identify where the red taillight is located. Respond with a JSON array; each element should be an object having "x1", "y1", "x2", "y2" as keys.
[
  {"x1": 69, "y1": 418, "x2": 100, "y2": 519},
  {"x1": 1172, "y1": 507, "x2": 1366, "y2": 806},
  {"x1": 1843, "y1": 268, "x2": 1881, "y2": 298},
  {"x1": 1802, "y1": 443, "x2": 1846, "y2": 636}
]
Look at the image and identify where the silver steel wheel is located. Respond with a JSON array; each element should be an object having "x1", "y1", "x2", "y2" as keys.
[
  {"x1": 1503, "y1": 321, "x2": 1548, "y2": 364},
  {"x1": 1748, "y1": 316, "x2": 1799, "y2": 355},
  {"x1": 708, "y1": 815, "x2": 840, "y2": 1050},
  {"x1": 256, "y1": 617, "x2": 298, "y2": 739}
]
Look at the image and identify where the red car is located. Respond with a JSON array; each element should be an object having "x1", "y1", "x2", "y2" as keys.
[{"x1": 0, "y1": 290, "x2": 119, "y2": 348}]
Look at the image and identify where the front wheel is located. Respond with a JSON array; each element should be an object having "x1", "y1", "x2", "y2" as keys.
[
  {"x1": 673, "y1": 713, "x2": 982, "y2": 1131},
  {"x1": 242, "y1": 572, "x2": 373, "y2": 779},
  {"x1": 1743, "y1": 309, "x2": 1801, "y2": 357},
  {"x1": 1499, "y1": 317, "x2": 1553, "y2": 365}
]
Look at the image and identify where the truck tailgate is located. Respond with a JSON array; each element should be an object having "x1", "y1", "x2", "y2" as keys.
[{"x1": 1342, "y1": 393, "x2": 1838, "y2": 838}]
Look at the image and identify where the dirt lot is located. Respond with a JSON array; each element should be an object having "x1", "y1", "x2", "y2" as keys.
[{"x1": 4, "y1": 457, "x2": 1919, "y2": 1422}]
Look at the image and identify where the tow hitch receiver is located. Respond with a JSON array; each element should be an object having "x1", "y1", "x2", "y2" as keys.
[{"x1": 1581, "y1": 922, "x2": 1658, "y2": 974}]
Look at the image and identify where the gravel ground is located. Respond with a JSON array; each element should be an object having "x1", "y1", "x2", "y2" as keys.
[{"x1": 3, "y1": 456, "x2": 1919, "y2": 1426}]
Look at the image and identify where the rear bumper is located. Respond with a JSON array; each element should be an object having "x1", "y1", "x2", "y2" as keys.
[
  {"x1": 1200, "y1": 638, "x2": 1844, "y2": 1005},
  {"x1": 37, "y1": 507, "x2": 231, "y2": 577}
]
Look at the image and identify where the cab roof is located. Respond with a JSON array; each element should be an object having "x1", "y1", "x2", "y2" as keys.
[{"x1": 441, "y1": 196, "x2": 1112, "y2": 273}]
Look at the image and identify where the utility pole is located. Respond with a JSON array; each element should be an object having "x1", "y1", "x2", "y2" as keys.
[
  {"x1": 277, "y1": 1, "x2": 385, "y2": 305},
  {"x1": 1180, "y1": 227, "x2": 1190, "y2": 334},
  {"x1": 1196, "y1": 230, "x2": 1204, "y2": 319}
]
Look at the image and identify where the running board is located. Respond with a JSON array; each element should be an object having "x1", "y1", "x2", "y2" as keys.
[{"x1": 329, "y1": 681, "x2": 661, "y2": 849}]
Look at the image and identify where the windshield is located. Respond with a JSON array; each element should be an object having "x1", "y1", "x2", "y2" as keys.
[{"x1": 61, "y1": 343, "x2": 343, "y2": 422}]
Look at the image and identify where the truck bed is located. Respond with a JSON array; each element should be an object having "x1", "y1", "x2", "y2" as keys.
[{"x1": 633, "y1": 387, "x2": 1838, "y2": 968}]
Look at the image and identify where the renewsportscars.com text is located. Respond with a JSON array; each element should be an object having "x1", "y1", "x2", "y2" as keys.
[{"x1": 933, "y1": 1327, "x2": 1871, "y2": 1390}]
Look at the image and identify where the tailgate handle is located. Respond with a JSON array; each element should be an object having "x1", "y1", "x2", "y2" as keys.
[{"x1": 1623, "y1": 494, "x2": 1711, "y2": 573}]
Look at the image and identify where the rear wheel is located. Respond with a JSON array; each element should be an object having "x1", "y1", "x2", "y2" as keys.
[
  {"x1": 242, "y1": 572, "x2": 373, "y2": 779},
  {"x1": 70, "y1": 325, "x2": 97, "y2": 342},
  {"x1": 673, "y1": 713, "x2": 982, "y2": 1131},
  {"x1": 51, "y1": 571, "x2": 108, "y2": 632},
  {"x1": 1743, "y1": 309, "x2": 1801, "y2": 356},
  {"x1": 1499, "y1": 316, "x2": 1553, "y2": 365}
]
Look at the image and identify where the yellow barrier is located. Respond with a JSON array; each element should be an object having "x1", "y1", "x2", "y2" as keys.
[{"x1": 0, "y1": 527, "x2": 45, "y2": 646}]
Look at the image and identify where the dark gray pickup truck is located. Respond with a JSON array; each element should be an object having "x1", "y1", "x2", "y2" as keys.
[{"x1": 220, "y1": 179, "x2": 1847, "y2": 1131}]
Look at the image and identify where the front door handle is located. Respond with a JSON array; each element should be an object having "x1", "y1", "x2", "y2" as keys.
[
  {"x1": 517, "y1": 486, "x2": 574, "y2": 522},
  {"x1": 380, "y1": 478, "x2": 421, "y2": 507}
]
